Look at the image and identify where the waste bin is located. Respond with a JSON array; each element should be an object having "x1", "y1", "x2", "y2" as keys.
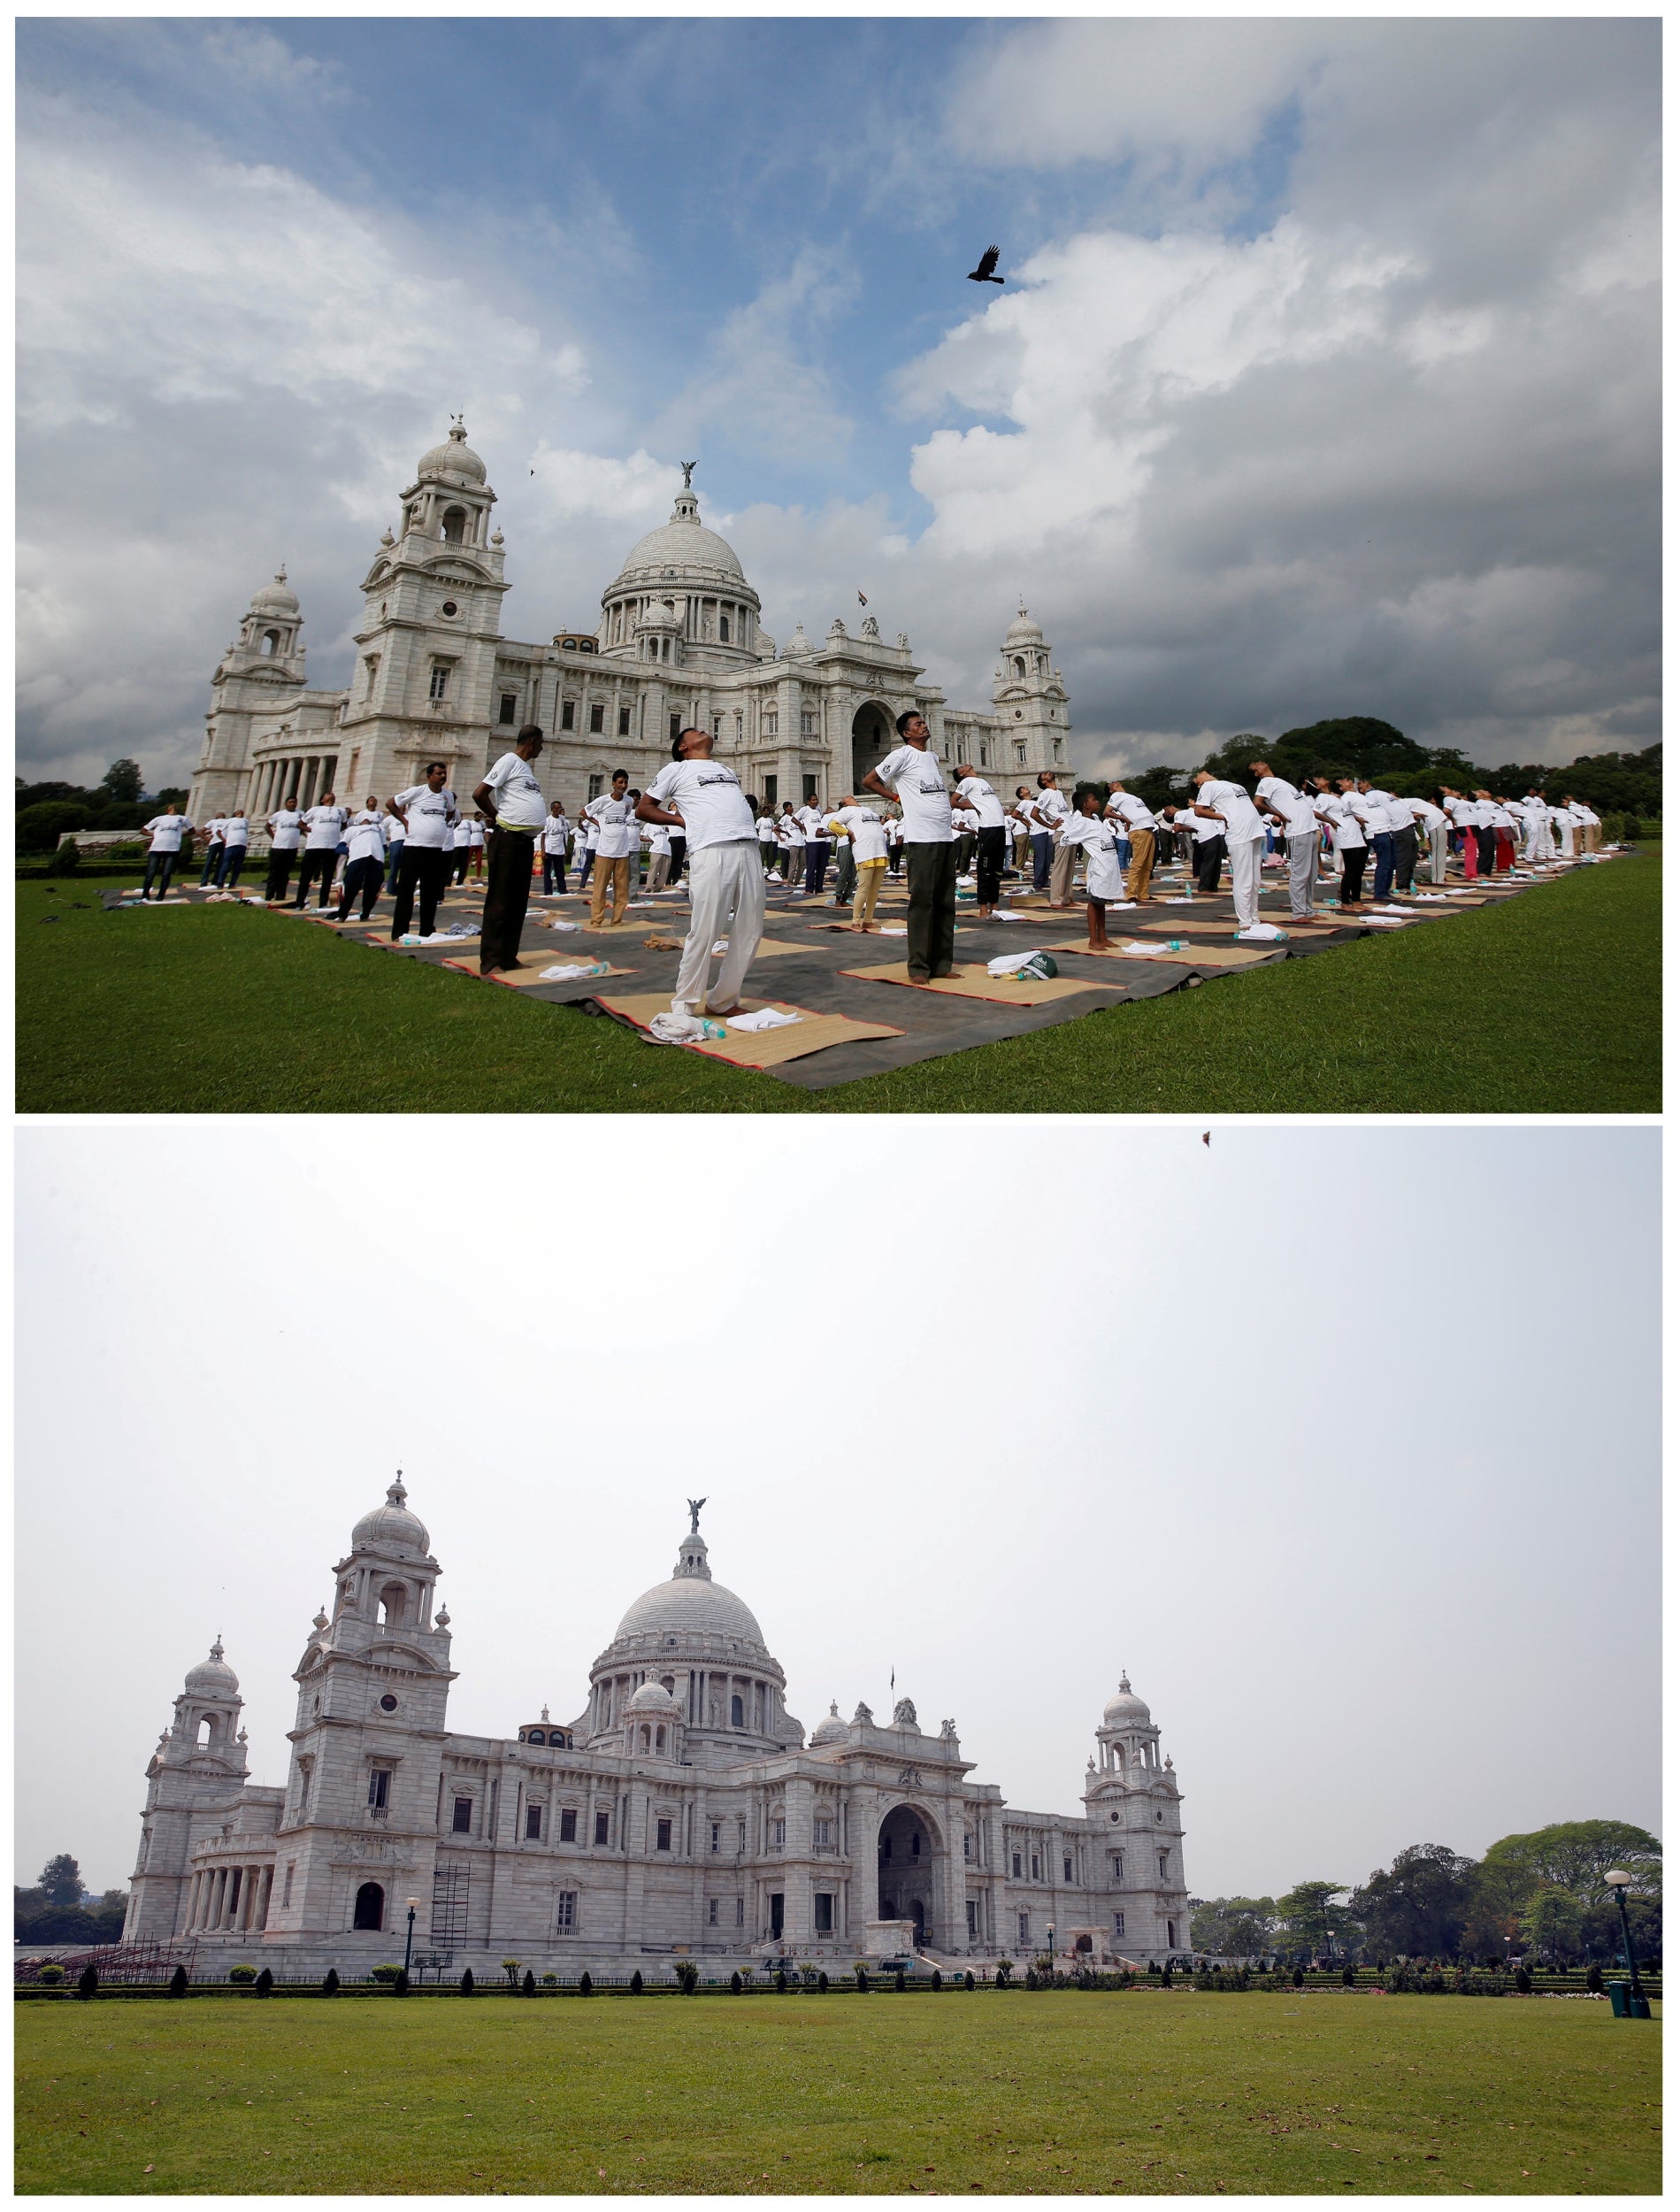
[{"x1": 1608, "y1": 1981, "x2": 1652, "y2": 2019}]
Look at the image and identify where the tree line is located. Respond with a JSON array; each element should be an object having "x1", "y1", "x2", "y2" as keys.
[
  {"x1": 14, "y1": 1854, "x2": 129, "y2": 1947},
  {"x1": 1124, "y1": 719, "x2": 1661, "y2": 824},
  {"x1": 1190, "y1": 1820, "x2": 1661, "y2": 1969},
  {"x1": 14, "y1": 760, "x2": 188, "y2": 854}
]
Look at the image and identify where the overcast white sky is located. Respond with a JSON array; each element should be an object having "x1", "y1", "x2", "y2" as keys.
[
  {"x1": 17, "y1": 17, "x2": 1658, "y2": 792},
  {"x1": 15, "y1": 1121, "x2": 1660, "y2": 1901}
]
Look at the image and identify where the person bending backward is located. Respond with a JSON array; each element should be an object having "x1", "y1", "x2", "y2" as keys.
[
  {"x1": 140, "y1": 803, "x2": 186, "y2": 900},
  {"x1": 1180, "y1": 784, "x2": 1228, "y2": 896},
  {"x1": 863, "y1": 711, "x2": 956, "y2": 982},
  {"x1": 541, "y1": 801, "x2": 570, "y2": 895},
  {"x1": 473, "y1": 725, "x2": 548, "y2": 975},
  {"x1": 387, "y1": 763, "x2": 458, "y2": 941},
  {"x1": 218, "y1": 810, "x2": 251, "y2": 888},
  {"x1": 265, "y1": 800, "x2": 304, "y2": 902},
  {"x1": 334, "y1": 800, "x2": 387, "y2": 923},
  {"x1": 638, "y1": 727, "x2": 765, "y2": 1017},
  {"x1": 585, "y1": 771, "x2": 637, "y2": 926},
  {"x1": 951, "y1": 800, "x2": 978, "y2": 881},
  {"x1": 1106, "y1": 781, "x2": 1157, "y2": 904},
  {"x1": 955, "y1": 765, "x2": 1009, "y2": 917},
  {"x1": 1250, "y1": 761, "x2": 1322, "y2": 924},
  {"x1": 829, "y1": 797, "x2": 890, "y2": 930},
  {"x1": 1062, "y1": 787, "x2": 1126, "y2": 949},
  {"x1": 295, "y1": 794, "x2": 349, "y2": 909}
]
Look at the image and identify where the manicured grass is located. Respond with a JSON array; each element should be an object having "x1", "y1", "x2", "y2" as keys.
[
  {"x1": 15, "y1": 855, "x2": 1659, "y2": 1112},
  {"x1": 14, "y1": 1990, "x2": 1660, "y2": 2194}
]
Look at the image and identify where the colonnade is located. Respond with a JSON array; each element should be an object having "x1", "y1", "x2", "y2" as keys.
[
  {"x1": 249, "y1": 752, "x2": 340, "y2": 819},
  {"x1": 183, "y1": 1860, "x2": 274, "y2": 1935}
]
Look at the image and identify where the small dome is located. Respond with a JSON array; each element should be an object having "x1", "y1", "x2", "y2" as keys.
[
  {"x1": 783, "y1": 622, "x2": 815, "y2": 657},
  {"x1": 185, "y1": 1639, "x2": 239, "y2": 1696},
  {"x1": 810, "y1": 1700, "x2": 848, "y2": 1747},
  {"x1": 417, "y1": 421, "x2": 487, "y2": 485},
  {"x1": 1004, "y1": 603, "x2": 1044, "y2": 647},
  {"x1": 1103, "y1": 1673, "x2": 1152, "y2": 1729},
  {"x1": 352, "y1": 1476, "x2": 430, "y2": 1558},
  {"x1": 249, "y1": 569, "x2": 299, "y2": 615},
  {"x1": 625, "y1": 1680, "x2": 680, "y2": 1716},
  {"x1": 638, "y1": 597, "x2": 683, "y2": 632}
]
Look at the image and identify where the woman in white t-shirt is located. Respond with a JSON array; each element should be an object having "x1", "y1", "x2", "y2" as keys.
[
  {"x1": 756, "y1": 802, "x2": 779, "y2": 878},
  {"x1": 1062, "y1": 787, "x2": 1127, "y2": 949},
  {"x1": 1321, "y1": 779, "x2": 1369, "y2": 908},
  {"x1": 778, "y1": 802, "x2": 805, "y2": 886}
]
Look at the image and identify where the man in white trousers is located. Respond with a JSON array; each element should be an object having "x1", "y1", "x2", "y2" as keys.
[
  {"x1": 638, "y1": 728, "x2": 765, "y2": 1017},
  {"x1": 1192, "y1": 769, "x2": 1267, "y2": 930}
]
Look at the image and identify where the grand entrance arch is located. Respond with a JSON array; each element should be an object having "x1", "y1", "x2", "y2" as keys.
[
  {"x1": 851, "y1": 701, "x2": 895, "y2": 794},
  {"x1": 877, "y1": 1803, "x2": 942, "y2": 1949}
]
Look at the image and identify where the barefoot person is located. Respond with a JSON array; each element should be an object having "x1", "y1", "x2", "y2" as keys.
[
  {"x1": 863, "y1": 710, "x2": 956, "y2": 983},
  {"x1": 639, "y1": 727, "x2": 765, "y2": 1018},
  {"x1": 955, "y1": 764, "x2": 1009, "y2": 918},
  {"x1": 829, "y1": 796, "x2": 890, "y2": 930},
  {"x1": 473, "y1": 724, "x2": 547, "y2": 977},
  {"x1": 1062, "y1": 786, "x2": 1126, "y2": 949},
  {"x1": 387, "y1": 762, "x2": 458, "y2": 941}
]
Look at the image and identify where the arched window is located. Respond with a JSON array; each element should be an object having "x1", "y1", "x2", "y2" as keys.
[
  {"x1": 1167, "y1": 1919, "x2": 1178, "y2": 1949},
  {"x1": 719, "y1": 617, "x2": 730, "y2": 642},
  {"x1": 655, "y1": 1725, "x2": 665, "y2": 1752},
  {"x1": 379, "y1": 1584, "x2": 407, "y2": 1624},
  {"x1": 196, "y1": 1715, "x2": 214, "y2": 1746},
  {"x1": 529, "y1": 1729, "x2": 544, "y2": 1745},
  {"x1": 640, "y1": 1724, "x2": 651, "y2": 1750},
  {"x1": 441, "y1": 507, "x2": 467, "y2": 545},
  {"x1": 1013, "y1": 657, "x2": 1026, "y2": 678},
  {"x1": 731, "y1": 1694, "x2": 744, "y2": 1728},
  {"x1": 262, "y1": 630, "x2": 280, "y2": 657},
  {"x1": 354, "y1": 1882, "x2": 385, "y2": 1931}
]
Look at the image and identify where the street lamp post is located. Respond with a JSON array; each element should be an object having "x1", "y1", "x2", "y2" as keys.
[
  {"x1": 1604, "y1": 1870, "x2": 1650, "y2": 2017},
  {"x1": 403, "y1": 1898, "x2": 420, "y2": 1981}
]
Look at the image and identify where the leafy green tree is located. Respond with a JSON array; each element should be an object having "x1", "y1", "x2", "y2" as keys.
[
  {"x1": 1275, "y1": 1880, "x2": 1355, "y2": 1958},
  {"x1": 1128, "y1": 765, "x2": 1195, "y2": 813},
  {"x1": 1190, "y1": 1896, "x2": 1277, "y2": 1959},
  {"x1": 39, "y1": 1855, "x2": 82, "y2": 1908},
  {"x1": 99, "y1": 759, "x2": 143, "y2": 803},
  {"x1": 1262, "y1": 717, "x2": 1428, "y2": 784},
  {"x1": 1522, "y1": 1883, "x2": 1586, "y2": 1962},
  {"x1": 1480, "y1": 1820, "x2": 1661, "y2": 1906},
  {"x1": 16, "y1": 803, "x2": 90, "y2": 854},
  {"x1": 1350, "y1": 1845, "x2": 1473, "y2": 1960}
]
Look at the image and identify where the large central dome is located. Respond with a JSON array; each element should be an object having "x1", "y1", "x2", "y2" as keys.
[
  {"x1": 609, "y1": 488, "x2": 746, "y2": 592},
  {"x1": 613, "y1": 1572, "x2": 766, "y2": 1647}
]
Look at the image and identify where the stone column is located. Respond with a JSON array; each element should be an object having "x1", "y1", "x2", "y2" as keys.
[
  {"x1": 783, "y1": 1776, "x2": 813, "y2": 1949},
  {"x1": 257, "y1": 1866, "x2": 274, "y2": 1932}
]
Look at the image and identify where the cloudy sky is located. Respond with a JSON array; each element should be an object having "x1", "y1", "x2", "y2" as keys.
[
  {"x1": 17, "y1": 1121, "x2": 1660, "y2": 1899},
  {"x1": 17, "y1": 18, "x2": 1658, "y2": 793}
]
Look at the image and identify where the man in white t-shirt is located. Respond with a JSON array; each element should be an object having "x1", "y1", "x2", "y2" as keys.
[
  {"x1": 586, "y1": 770, "x2": 637, "y2": 926},
  {"x1": 387, "y1": 762, "x2": 458, "y2": 941},
  {"x1": 795, "y1": 799, "x2": 830, "y2": 898},
  {"x1": 334, "y1": 799, "x2": 388, "y2": 924},
  {"x1": 1566, "y1": 795, "x2": 1601, "y2": 853},
  {"x1": 141, "y1": 803, "x2": 186, "y2": 900},
  {"x1": 198, "y1": 815, "x2": 229, "y2": 889},
  {"x1": 541, "y1": 801, "x2": 571, "y2": 895},
  {"x1": 955, "y1": 765, "x2": 1008, "y2": 917},
  {"x1": 294, "y1": 794, "x2": 349, "y2": 910},
  {"x1": 578, "y1": 810, "x2": 601, "y2": 891},
  {"x1": 265, "y1": 801, "x2": 303, "y2": 902},
  {"x1": 215, "y1": 810, "x2": 251, "y2": 889},
  {"x1": 639, "y1": 728, "x2": 765, "y2": 1016},
  {"x1": 829, "y1": 797, "x2": 890, "y2": 929},
  {"x1": 1032, "y1": 773, "x2": 1076, "y2": 903},
  {"x1": 1250, "y1": 760, "x2": 1321, "y2": 922},
  {"x1": 1106, "y1": 781, "x2": 1158, "y2": 905},
  {"x1": 863, "y1": 710, "x2": 955, "y2": 982},
  {"x1": 1193, "y1": 771, "x2": 1266, "y2": 929},
  {"x1": 1396, "y1": 795, "x2": 1446, "y2": 887},
  {"x1": 472, "y1": 725, "x2": 548, "y2": 974}
]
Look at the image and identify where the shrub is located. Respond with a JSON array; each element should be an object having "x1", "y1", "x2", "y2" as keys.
[
  {"x1": 168, "y1": 1964, "x2": 188, "y2": 1999},
  {"x1": 964, "y1": 1971, "x2": 976, "y2": 1992},
  {"x1": 894, "y1": 1967, "x2": 906, "y2": 1993},
  {"x1": 1621, "y1": 814, "x2": 1641, "y2": 843},
  {"x1": 856, "y1": 1966, "x2": 870, "y2": 1993},
  {"x1": 579, "y1": 1970, "x2": 593, "y2": 1998},
  {"x1": 460, "y1": 1970, "x2": 475, "y2": 1996},
  {"x1": 1292, "y1": 1967, "x2": 1304, "y2": 1989},
  {"x1": 522, "y1": 1970, "x2": 536, "y2": 1997},
  {"x1": 44, "y1": 839, "x2": 81, "y2": 876},
  {"x1": 774, "y1": 1967, "x2": 788, "y2": 1993},
  {"x1": 1023, "y1": 1966, "x2": 1039, "y2": 1990},
  {"x1": 229, "y1": 1964, "x2": 258, "y2": 1985},
  {"x1": 321, "y1": 1969, "x2": 340, "y2": 1996},
  {"x1": 77, "y1": 1965, "x2": 98, "y2": 2001},
  {"x1": 730, "y1": 1970, "x2": 742, "y2": 1994},
  {"x1": 1341, "y1": 1965, "x2": 1354, "y2": 1987},
  {"x1": 369, "y1": 1964, "x2": 402, "y2": 1984},
  {"x1": 817, "y1": 1970, "x2": 829, "y2": 1993},
  {"x1": 256, "y1": 1968, "x2": 274, "y2": 1999},
  {"x1": 1586, "y1": 1963, "x2": 1604, "y2": 1993},
  {"x1": 931, "y1": 1970, "x2": 942, "y2": 1992},
  {"x1": 1162, "y1": 1962, "x2": 1174, "y2": 1988},
  {"x1": 36, "y1": 1964, "x2": 64, "y2": 1986},
  {"x1": 680, "y1": 1962, "x2": 700, "y2": 1994},
  {"x1": 16, "y1": 803, "x2": 90, "y2": 854},
  {"x1": 995, "y1": 1961, "x2": 1012, "y2": 1987},
  {"x1": 541, "y1": 1973, "x2": 557, "y2": 1986},
  {"x1": 630, "y1": 1970, "x2": 643, "y2": 1995},
  {"x1": 502, "y1": 1958, "x2": 522, "y2": 1988},
  {"x1": 395, "y1": 1970, "x2": 410, "y2": 1998}
]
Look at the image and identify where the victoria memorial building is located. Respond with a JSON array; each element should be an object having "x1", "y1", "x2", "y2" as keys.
[
  {"x1": 187, "y1": 424, "x2": 1074, "y2": 831},
  {"x1": 122, "y1": 1486, "x2": 1191, "y2": 1975}
]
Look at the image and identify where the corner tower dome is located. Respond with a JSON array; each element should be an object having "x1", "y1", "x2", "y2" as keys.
[
  {"x1": 351, "y1": 1475, "x2": 430, "y2": 1559},
  {"x1": 1103, "y1": 1673, "x2": 1152, "y2": 1728},
  {"x1": 416, "y1": 419, "x2": 487, "y2": 486},
  {"x1": 249, "y1": 568, "x2": 299, "y2": 615},
  {"x1": 184, "y1": 1638, "x2": 239, "y2": 1695}
]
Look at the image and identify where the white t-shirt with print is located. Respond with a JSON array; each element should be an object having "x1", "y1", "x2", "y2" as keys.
[
  {"x1": 584, "y1": 794, "x2": 637, "y2": 858},
  {"x1": 303, "y1": 804, "x2": 348, "y2": 851},
  {"x1": 875, "y1": 746, "x2": 953, "y2": 842},
  {"x1": 144, "y1": 815, "x2": 186, "y2": 853},
  {"x1": 394, "y1": 786, "x2": 457, "y2": 849},
  {"x1": 832, "y1": 804, "x2": 888, "y2": 864},
  {"x1": 955, "y1": 776, "x2": 1007, "y2": 830},
  {"x1": 645, "y1": 759, "x2": 757, "y2": 852},
  {"x1": 266, "y1": 809, "x2": 303, "y2": 852},
  {"x1": 480, "y1": 750, "x2": 547, "y2": 832}
]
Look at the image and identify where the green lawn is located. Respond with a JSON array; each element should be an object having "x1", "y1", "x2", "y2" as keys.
[
  {"x1": 15, "y1": 854, "x2": 1660, "y2": 1112},
  {"x1": 14, "y1": 1990, "x2": 1660, "y2": 2194}
]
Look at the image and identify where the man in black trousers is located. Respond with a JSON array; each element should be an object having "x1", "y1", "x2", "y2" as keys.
[
  {"x1": 473, "y1": 725, "x2": 548, "y2": 977},
  {"x1": 387, "y1": 761, "x2": 457, "y2": 941},
  {"x1": 863, "y1": 710, "x2": 955, "y2": 984}
]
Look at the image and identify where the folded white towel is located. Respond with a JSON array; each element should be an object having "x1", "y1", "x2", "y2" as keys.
[
  {"x1": 986, "y1": 951, "x2": 1046, "y2": 976},
  {"x1": 538, "y1": 962, "x2": 609, "y2": 980},
  {"x1": 725, "y1": 1008, "x2": 801, "y2": 1032}
]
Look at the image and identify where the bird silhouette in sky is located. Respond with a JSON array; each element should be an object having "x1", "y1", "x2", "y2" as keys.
[
  {"x1": 966, "y1": 244, "x2": 1005, "y2": 285},
  {"x1": 857, "y1": 590, "x2": 868, "y2": 607},
  {"x1": 1202, "y1": 1132, "x2": 1211, "y2": 1147}
]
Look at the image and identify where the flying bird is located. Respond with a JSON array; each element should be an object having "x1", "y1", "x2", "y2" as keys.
[
  {"x1": 966, "y1": 244, "x2": 1005, "y2": 285},
  {"x1": 1202, "y1": 1132, "x2": 1211, "y2": 1147}
]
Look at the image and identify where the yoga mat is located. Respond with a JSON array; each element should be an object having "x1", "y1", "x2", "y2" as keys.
[
  {"x1": 1041, "y1": 940, "x2": 1285, "y2": 971},
  {"x1": 593, "y1": 992, "x2": 905, "y2": 1069},
  {"x1": 448, "y1": 956, "x2": 637, "y2": 989},
  {"x1": 839, "y1": 961, "x2": 1125, "y2": 1006}
]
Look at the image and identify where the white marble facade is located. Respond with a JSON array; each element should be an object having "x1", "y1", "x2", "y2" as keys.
[
  {"x1": 187, "y1": 426, "x2": 1073, "y2": 832},
  {"x1": 123, "y1": 1486, "x2": 1191, "y2": 1973}
]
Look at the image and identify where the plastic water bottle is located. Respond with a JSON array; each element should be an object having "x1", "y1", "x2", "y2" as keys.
[{"x1": 700, "y1": 1019, "x2": 726, "y2": 1041}]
